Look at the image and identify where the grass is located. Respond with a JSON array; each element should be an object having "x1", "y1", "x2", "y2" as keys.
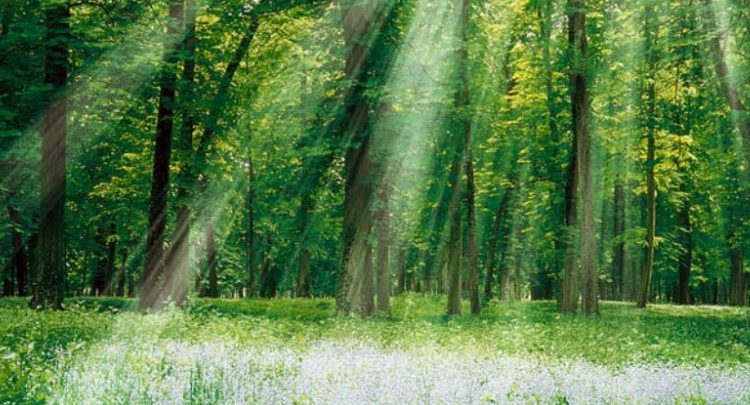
[{"x1": 1, "y1": 295, "x2": 749, "y2": 403}]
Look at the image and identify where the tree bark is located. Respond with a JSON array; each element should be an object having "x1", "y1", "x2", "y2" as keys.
[
  {"x1": 569, "y1": 0, "x2": 597, "y2": 316},
  {"x1": 446, "y1": 158, "x2": 463, "y2": 315},
  {"x1": 246, "y1": 157, "x2": 257, "y2": 297},
  {"x1": 613, "y1": 180, "x2": 625, "y2": 300},
  {"x1": 30, "y1": 1, "x2": 70, "y2": 310},
  {"x1": 456, "y1": 0, "x2": 478, "y2": 315},
  {"x1": 484, "y1": 190, "x2": 511, "y2": 301},
  {"x1": 376, "y1": 191, "x2": 390, "y2": 315},
  {"x1": 259, "y1": 234, "x2": 274, "y2": 298},
  {"x1": 167, "y1": 0, "x2": 197, "y2": 307},
  {"x1": 362, "y1": 240, "x2": 374, "y2": 315},
  {"x1": 676, "y1": 201, "x2": 692, "y2": 304},
  {"x1": 206, "y1": 220, "x2": 218, "y2": 298},
  {"x1": 729, "y1": 245, "x2": 745, "y2": 306},
  {"x1": 703, "y1": 0, "x2": 750, "y2": 163},
  {"x1": 116, "y1": 249, "x2": 128, "y2": 297},
  {"x1": 296, "y1": 190, "x2": 313, "y2": 298},
  {"x1": 337, "y1": 0, "x2": 403, "y2": 316},
  {"x1": 141, "y1": 0, "x2": 183, "y2": 311},
  {"x1": 91, "y1": 223, "x2": 116, "y2": 296},
  {"x1": 336, "y1": 0, "x2": 377, "y2": 315},
  {"x1": 396, "y1": 246, "x2": 406, "y2": 295},
  {"x1": 637, "y1": 5, "x2": 657, "y2": 309},
  {"x1": 559, "y1": 0, "x2": 581, "y2": 314}
]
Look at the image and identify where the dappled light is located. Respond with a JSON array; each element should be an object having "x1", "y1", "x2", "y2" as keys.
[{"x1": 2, "y1": 0, "x2": 750, "y2": 402}]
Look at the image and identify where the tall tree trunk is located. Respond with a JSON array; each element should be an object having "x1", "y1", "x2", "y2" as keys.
[
  {"x1": 568, "y1": 0, "x2": 597, "y2": 316},
  {"x1": 183, "y1": 13, "x2": 259, "y2": 302},
  {"x1": 91, "y1": 225, "x2": 110, "y2": 295},
  {"x1": 246, "y1": 157, "x2": 257, "y2": 297},
  {"x1": 396, "y1": 246, "x2": 406, "y2": 295},
  {"x1": 141, "y1": 0, "x2": 183, "y2": 311},
  {"x1": 637, "y1": 6, "x2": 657, "y2": 309},
  {"x1": 483, "y1": 201, "x2": 503, "y2": 301},
  {"x1": 559, "y1": 120, "x2": 579, "y2": 312},
  {"x1": 729, "y1": 244, "x2": 745, "y2": 306},
  {"x1": 337, "y1": 0, "x2": 403, "y2": 315},
  {"x1": 116, "y1": 249, "x2": 128, "y2": 297},
  {"x1": 536, "y1": 0, "x2": 566, "y2": 304},
  {"x1": 446, "y1": 158, "x2": 463, "y2": 315},
  {"x1": 376, "y1": 191, "x2": 390, "y2": 315},
  {"x1": 7, "y1": 204, "x2": 28, "y2": 296},
  {"x1": 455, "y1": 0, "x2": 478, "y2": 315},
  {"x1": 362, "y1": 240, "x2": 374, "y2": 315},
  {"x1": 259, "y1": 234, "x2": 273, "y2": 298},
  {"x1": 337, "y1": 0, "x2": 377, "y2": 315},
  {"x1": 206, "y1": 221, "x2": 218, "y2": 298},
  {"x1": 30, "y1": 1, "x2": 70, "y2": 310},
  {"x1": 465, "y1": 147, "x2": 479, "y2": 314},
  {"x1": 446, "y1": 0, "x2": 471, "y2": 316},
  {"x1": 105, "y1": 223, "x2": 116, "y2": 295},
  {"x1": 703, "y1": 0, "x2": 750, "y2": 163},
  {"x1": 425, "y1": 249, "x2": 436, "y2": 294},
  {"x1": 613, "y1": 180, "x2": 625, "y2": 300},
  {"x1": 296, "y1": 193, "x2": 313, "y2": 298},
  {"x1": 676, "y1": 201, "x2": 692, "y2": 304},
  {"x1": 167, "y1": 0, "x2": 196, "y2": 307},
  {"x1": 559, "y1": 0, "x2": 580, "y2": 314}
]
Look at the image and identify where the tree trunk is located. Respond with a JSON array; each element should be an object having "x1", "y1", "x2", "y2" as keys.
[
  {"x1": 206, "y1": 221, "x2": 218, "y2": 298},
  {"x1": 613, "y1": 180, "x2": 625, "y2": 300},
  {"x1": 465, "y1": 148, "x2": 479, "y2": 314},
  {"x1": 30, "y1": 1, "x2": 70, "y2": 310},
  {"x1": 116, "y1": 249, "x2": 128, "y2": 297},
  {"x1": 91, "y1": 224, "x2": 114, "y2": 296},
  {"x1": 376, "y1": 192, "x2": 390, "y2": 315},
  {"x1": 568, "y1": 0, "x2": 597, "y2": 316},
  {"x1": 167, "y1": 0, "x2": 197, "y2": 308},
  {"x1": 559, "y1": 0, "x2": 580, "y2": 314},
  {"x1": 246, "y1": 157, "x2": 257, "y2": 297},
  {"x1": 676, "y1": 202, "x2": 692, "y2": 304},
  {"x1": 141, "y1": 0, "x2": 183, "y2": 311},
  {"x1": 425, "y1": 250, "x2": 436, "y2": 294},
  {"x1": 396, "y1": 246, "x2": 406, "y2": 295},
  {"x1": 446, "y1": 159, "x2": 463, "y2": 315},
  {"x1": 7, "y1": 204, "x2": 28, "y2": 296},
  {"x1": 296, "y1": 192, "x2": 313, "y2": 298},
  {"x1": 637, "y1": 6, "x2": 657, "y2": 309},
  {"x1": 337, "y1": 0, "x2": 377, "y2": 315},
  {"x1": 537, "y1": 0, "x2": 566, "y2": 304},
  {"x1": 729, "y1": 246, "x2": 745, "y2": 306},
  {"x1": 485, "y1": 191, "x2": 511, "y2": 300},
  {"x1": 185, "y1": 13, "x2": 260, "y2": 301},
  {"x1": 703, "y1": 0, "x2": 750, "y2": 163},
  {"x1": 259, "y1": 234, "x2": 274, "y2": 298},
  {"x1": 455, "y1": 0, "x2": 478, "y2": 315},
  {"x1": 362, "y1": 240, "x2": 374, "y2": 315}
]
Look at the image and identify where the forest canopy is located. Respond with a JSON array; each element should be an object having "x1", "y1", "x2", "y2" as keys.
[{"x1": 1, "y1": 0, "x2": 749, "y2": 315}]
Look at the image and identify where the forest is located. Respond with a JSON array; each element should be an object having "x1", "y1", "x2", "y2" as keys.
[{"x1": 1, "y1": 0, "x2": 750, "y2": 403}]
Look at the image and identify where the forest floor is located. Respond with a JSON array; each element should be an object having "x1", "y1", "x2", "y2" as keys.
[{"x1": 1, "y1": 295, "x2": 749, "y2": 404}]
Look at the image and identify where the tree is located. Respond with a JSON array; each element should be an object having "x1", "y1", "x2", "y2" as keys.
[
  {"x1": 140, "y1": 0, "x2": 183, "y2": 311},
  {"x1": 459, "y1": 0, "x2": 480, "y2": 316},
  {"x1": 167, "y1": 0, "x2": 197, "y2": 306},
  {"x1": 29, "y1": 0, "x2": 70, "y2": 310},
  {"x1": 569, "y1": 0, "x2": 597, "y2": 316},
  {"x1": 637, "y1": 2, "x2": 658, "y2": 309}
]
